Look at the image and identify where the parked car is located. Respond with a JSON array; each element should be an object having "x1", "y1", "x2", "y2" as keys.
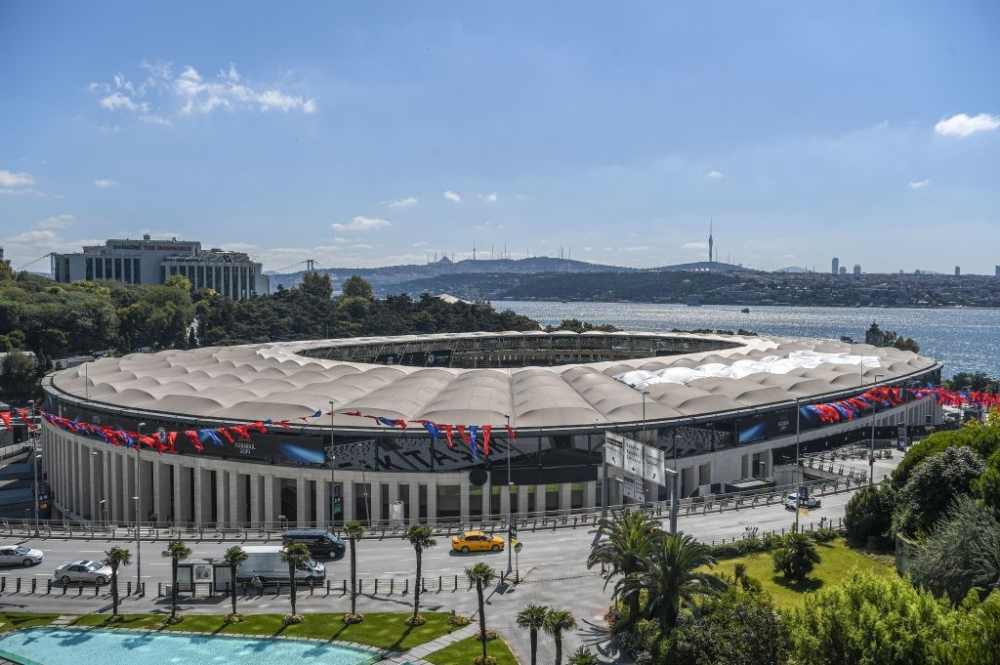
[
  {"x1": 0, "y1": 545, "x2": 43, "y2": 567},
  {"x1": 282, "y1": 529, "x2": 345, "y2": 559},
  {"x1": 236, "y1": 545, "x2": 326, "y2": 583},
  {"x1": 784, "y1": 493, "x2": 821, "y2": 510},
  {"x1": 53, "y1": 560, "x2": 112, "y2": 585},
  {"x1": 451, "y1": 530, "x2": 505, "y2": 553}
]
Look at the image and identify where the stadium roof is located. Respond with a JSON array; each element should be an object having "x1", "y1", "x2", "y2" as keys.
[{"x1": 47, "y1": 331, "x2": 939, "y2": 430}]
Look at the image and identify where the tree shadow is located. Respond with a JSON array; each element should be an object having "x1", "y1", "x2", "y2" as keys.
[{"x1": 771, "y1": 575, "x2": 823, "y2": 593}]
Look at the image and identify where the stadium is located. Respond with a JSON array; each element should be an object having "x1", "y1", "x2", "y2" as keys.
[{"x1": 40, "y1": 330, "x2": 943, "y2": 528}]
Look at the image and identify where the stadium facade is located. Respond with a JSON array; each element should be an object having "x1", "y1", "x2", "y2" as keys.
[{"x1": 40, "y1": 331, "x2": 942, "y2": 528}]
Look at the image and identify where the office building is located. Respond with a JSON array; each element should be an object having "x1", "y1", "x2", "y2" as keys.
[
  {"x1": 831, "y1": 257, "x2": 840, "y2": 275},
  {"x1": 839, "y1": 266, "x2": 847, "y2": 275},
  {"x1": 955, "y1": 266, "x2": 961, "y2": 277},
  {"x1": 51, "y1": 235, "x2": 268, "y2": 300},
  {"x1": 995, "y1": 265, "x2": 999, "y2": 278},
  {"x1": 853, "y1": 264, "x2": 862, "y2": 276}
]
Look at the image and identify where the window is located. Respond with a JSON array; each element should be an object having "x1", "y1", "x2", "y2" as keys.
[
  {"x1": 114, "y1": 258, "x2": 122, "y2": 280},
  {"x1": 124, "y1": 257, "x2": 132, "y2": 282},
  {"x1": 95, "y1": 258, "x2": 103, "y2": 279}
]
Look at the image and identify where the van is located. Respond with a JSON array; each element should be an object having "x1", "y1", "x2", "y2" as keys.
[
  {"x1": 282, "y1": 529, "x2": 346, "y2": 559},
  {"x1": 236, "y1": 545, "x2": 326, "y2": 583}
]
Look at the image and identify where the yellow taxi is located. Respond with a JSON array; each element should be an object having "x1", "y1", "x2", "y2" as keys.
[{"x1": 451, "y1": 530, "x2": 505, "y2": 553}]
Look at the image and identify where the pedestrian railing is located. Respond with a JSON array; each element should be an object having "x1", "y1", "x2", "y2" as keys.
[{"x1": 0, "y1": 576, "x2": 145, "y2": 599}]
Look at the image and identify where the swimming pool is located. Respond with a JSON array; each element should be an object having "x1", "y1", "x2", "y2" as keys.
[{"x1": 0, "y1": 627, "x2": 380, "y2": 665}]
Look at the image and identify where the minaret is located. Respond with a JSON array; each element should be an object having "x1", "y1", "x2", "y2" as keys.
[{"x1": 708, "y1": 220, "x2": 714, "y2": 264}]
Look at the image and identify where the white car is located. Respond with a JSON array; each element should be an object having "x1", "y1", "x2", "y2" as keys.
[
  {"x1": 0, "y1": 545, "x2": 44, "y2": 567},
  {"x1": 784, "y1": 493, "x2": 821, "y2": 510},
  {"x1": 54, "y1": 560, "x2": 113, "y2": 585}
]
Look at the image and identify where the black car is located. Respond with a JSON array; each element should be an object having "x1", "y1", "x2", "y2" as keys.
[{"x1": 282, "y1": 529, "x2": 346, "y2": 558}]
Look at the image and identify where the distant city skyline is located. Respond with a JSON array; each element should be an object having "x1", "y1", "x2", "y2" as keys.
[{"x1": 2, "y1": 2, "x2": 998, "y2": 274}]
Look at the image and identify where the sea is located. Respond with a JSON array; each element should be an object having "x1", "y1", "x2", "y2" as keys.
[{"x1": 494, "y1": 300, "x2": 1000, "y2": 378}]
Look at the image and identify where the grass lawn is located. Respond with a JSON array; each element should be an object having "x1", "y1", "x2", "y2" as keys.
[
  {"x1": 71, "y1": 612, "x2": 457, "y2": 651},
  {"x1": 0, "y1": 613, "x2": 59, "y2": 634},
  {"x1": 425, "y1": 635, "x2": 519, "y2": 665},
  {"x1": 708, "y1": 538, "x2": 895, "y2": 609}
]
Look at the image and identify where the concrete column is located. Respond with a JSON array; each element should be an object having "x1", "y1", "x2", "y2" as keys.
[
  {"x1": 263, "y1": 474, "x2": 276, "y2": 526},
  {"x1": 500, "y1": 484, "x2": 511, "y2": 518},
  {"x1": 229, "y1": 471, "x2": 242, "y2": 527},
  {"x1": 193, "y1": 467, "x2": 207, "y2": 526},
  {"x1": 426, "y1": 480, "x2": 438, "y2": 525},
  {"x1": 121, "y1": 453, "x2": 133, "y2": 522},
  {"x1": 369, "y1": 480, "x2": 382, "y2": 525},
  {"x1": 216, "y1": 469, "x2": 229, "y2": 528},
  {"x1": 174, "y1": 463, "x2": 192, "y2": 526},
  {"x1": 459, "y1": 479, "x2": 470, "y2": 524},
  {"x1": 388, "y1": 482, "x2": 399, "y2": 507},
  {"x1": 315, "y1": 479, "x2": 328, "y2": 528},
  {"x1": 409, "y1": 483, "x2": 420, "y2": 525},
  {"x1": 559, "y1": 483, "x2": 573, "y2": 511},
  {"x1": 152, "y1": 459, "x2": 165, "y2": 525},
  {"x1": 481, "y1": 478, "x2": 492, "y2": 520},
  {"x1": 249, "y1": 474, "x2": 263, "y2": 528},
  {"x1": 108, "y1": 453, "x2": 120, "y2": 522},
  {"x1": 584, "y1": 481, "x2": 597, "y2": 508},
  {"x1": 536, "y1": 484, "x2": 548, "y2": 515},
  {"x1": 296, "y1": 476, "x2": 307, "y2": 527},
  {"x1": 342, "y1": 479, "x2": 355, "y2": 523}
]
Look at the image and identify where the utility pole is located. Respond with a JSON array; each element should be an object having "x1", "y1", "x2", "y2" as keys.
[
  {"x1": 28, "y1": 401, "x2": 39, "y2": 536},
  {"x1": 135, "y1": 422, "x2": 146, "y2": 594},
  {"x1": 794, "y1": 400, "x2": 801, "y2": 533},
  {"x1": 870, "y1": 374, "x2": 884, "y2": 486},
  {"x1": 505, "y1": 414, "x2": 513, "y2": 575},
  {"x1": 328, "y1": 401, "x2": 337, "y2": 529}
]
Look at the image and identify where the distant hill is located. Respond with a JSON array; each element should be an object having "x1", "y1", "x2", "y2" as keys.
[
  {"x1": 649, "y1": 261, "x2": 756, "y2": 274},
  {"x1": 267, "y1": 256, "x2": 635, "y2": 292}
]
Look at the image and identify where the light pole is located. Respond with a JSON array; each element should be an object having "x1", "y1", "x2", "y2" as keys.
[
  {"x1": 870, "y1": 374, "x2": 884, "y2": 486},
  {"x1": 135, "y1": 422, "x2": 145, "y2": 594},
  {"x1": 27, "y1": 401, "x2": 39, "y2": 536},
  {"x1": 504, "y1": 414, "x2": 513, "y2": 574},
  {"x1": 99, "y1": 499, "x2": 108, "y2": 531},
  {"x1": 328, "y1": 402, "x2": 337, "y2": 529},
  {"x1": 793, "y1": 398, "x2": 802, "y2": 533}
]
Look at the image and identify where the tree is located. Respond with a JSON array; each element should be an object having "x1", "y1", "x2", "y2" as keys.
[
  {"x1": 281, "y1": 542, "x2": 311, "y2": 619},
  {"x1": 772, "y1": 532, "x2": 820, "y2": 583},
  {"x1": 587, "y1": 510, "x2": 660, "y2": 626},
  {"x1": 844, "y1": 484, "x2": 895, "y2": 549},
  {"x1": 344, "y1": 521, "x2": 366, "y2": 620},
  {"x1": 566, "y1": 646, "x2": 599, "y2": 665},
  {"x1": 466, "y1": 563, "x2": 497, "y2": 664},
  {"x1": 0, "y1": 351, "x2": 38, "y2": 403},
  {"x1": 977, "y1": 448, "x2": 1000, "y2": 516},
  {"x1": 516, "y1": 604, "x2": 549, "y2": 665},
  {"x1": 892, "y1": 416, "x2": 1000, "y2": 489},
  {"x1": 666, "y1": 587, "x2": 790, "y2": 665},
  {"x1": 404, "y1": 525, "x2": 436, "y2": 625},
  {"x1": 623, "y1": 533, "x2": 726, "y2": 633},
  {"x1": 894, "y1": 446, "x2": 985, "y2": 536},
  {"x1": 789, "y1": 571, "x2": 954, "y2": 665},
  {"x1": 342, "y1": 275, "x2": 373, "y2": 300},
  {"x1": 952, "y1": 590, "x2": 1000, "y2": 665},
  {"x1": 910, "y1": 495, "x2": 1000, "y2": 603},
  {"x1": 223, "y1": 546, "x2": 248, "y2": 618},
  {"x1": 162, "y1": 540, "x2": 192, "y2": 621},
  {"x1": 543, "y1": 609, "x2": 577, "y2": 665},
  {"x1": 103, "y1": 547, "x2": 131, "y2": 619}
]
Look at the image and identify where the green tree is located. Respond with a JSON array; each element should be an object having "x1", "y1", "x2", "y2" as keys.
[
  {"x1": 223, "y1": 546, "x2": 248, "y2": 618},
  {"x1": 892, "y1": 416, "x2": 1000, "y2": 489},
  {"x1": 844, "y1": 484, "x2": 895, "y2": 549},
  {"x1": 587, "y1": 510, "x2": 660, "y2": 626},
  {"x1": 162, "y1": 540, "x2": 192, "y2": 621},
  {"x1": 666, "y1": 587, "x2": 790, "y2": 665},
  {"x1": 543, "y1": 609, "x2": 577, "y2": 665},
  {"x1": 789, "y1": 571, "x2": 955, "y2": 665},
  {"x1": 342, "y1": 275, "x2": 373, "y2": 300},
  {"x1": 103, "y1": 547, "x2": 131, "y2": 619},
  {"x1": 0, "y1": 351, "x2": 38, "y2": 403},
  {"x1": 772, "y1": 532, "x2": 820, "y2": 583},
  {"x1": 910, "y1": 495, "x2": 1000, "y2": 603},
  {"x1": 516, "y1": 604, "x2": 549, "y2": 665},
  {"x1": 404, "y1": 525, "x2": 436, "y2": 624},
  {"x1": 566, "y1": 646, "x2": 599, "y2": 665},
  {"x1": 344, "y1": 521, "x2": 366, "y2": 619},
  {"x1": 977, "y1": 448, "x2": 1000, "y2": 516},
  {"x1": 952, "y1": 590, "x2": 1000, "y2": 665},
  {"x1": 281, "y1": 542, "x2": 311, "y2": 618},
  {"x1": 623, "y1": 533, "x2": 726, "y2": 633},
  {"x1": 466, "y1": 563, "x2": 497, "y2": 664},
  {"x1": 894, "y1": 446, "x2": 985, "y2": 536}
]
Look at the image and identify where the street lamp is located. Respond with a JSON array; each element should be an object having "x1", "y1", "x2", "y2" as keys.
[
  {"x1": 503, "y1": 414, "x2": 513, "y2": 574},
  {"x1": 27, "y1": 400, "x2": 39, "y2": 536},
  {"x1": 327, "y1": 401, "x2": 339, "y2": 529},
  {"x1": 99, "y1": 498, "x2": 108, "y2": 531},
  {"x1": 793, "y1": 398, "x2": 802, "y2": 533},
  {"x1": 870, "y1": 374, "x2": 885, "y2": 486},
  {"x1": 135, "y1": 421, "x2": 145, "y2": 594}
]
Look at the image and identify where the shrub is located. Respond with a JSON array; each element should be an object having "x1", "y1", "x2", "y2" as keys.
[
  {"x1": 844, "y1": 484, "x2": 894, "y2": 549},
  {"x1": 893, "y1": 446, "x2": 984, "y2": 537}
]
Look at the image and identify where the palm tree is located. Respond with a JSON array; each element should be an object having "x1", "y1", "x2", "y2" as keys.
[
  {"x1": 344, "y1": 520, "x2": 366, "y2": 618},
  {"x1": 223, "y1": 546, "x2": 248, "y2": 618},
  {"x1": 103, "y1": 547, "x2": 131, "y2": 619},
  {"x1": 543, "y1": 609, "x2": 577, "y2": 665},
  {"x1": 162, "y1": 540, "x2": 192, "y2": 621},
  {"x1": 622, "y1": 533, "x2": 726, "y2": 633},
  {"x1": 404, "y1": 525, "x2": 436, "y2": 624},
  {"x1": 567, "y1": 646, "x2": 599, "y2": 665},
  {"x1": 516, "y1": 604, "x2": 549, "y2": 665},
  {"x1": 587, "y1": 509, "x2": 660, "y2": 625},
  {"x1": 772, "y1": 531, "x2": 820, "y2": 582},
  {"x1": 281, "y1": 542, "x2": 311, "y2": 618},
  {"x1": 466, "y1": 563, "x2": 497, "y2": 663}
]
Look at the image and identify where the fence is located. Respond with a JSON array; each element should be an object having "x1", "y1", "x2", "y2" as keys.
[{"x1": 0, "y1": 576, "x2": 145, "y2": 598}]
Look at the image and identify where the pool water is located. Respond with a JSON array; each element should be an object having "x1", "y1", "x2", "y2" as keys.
[{"x1": 0, "y1": 627, "x2": 378, "y2": 665}]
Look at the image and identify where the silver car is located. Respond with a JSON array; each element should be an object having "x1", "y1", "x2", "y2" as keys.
[
  {"x1": 54, "y1": 560, "x2": 113, "y2": 585},
  {"x1": 0, "y1": 545, "x2": 44, "y2": 567}
]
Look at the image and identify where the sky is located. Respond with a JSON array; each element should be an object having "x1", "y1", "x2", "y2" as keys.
[{"x1": 2, "y1": 1, "x2": 999, "y2": 275}]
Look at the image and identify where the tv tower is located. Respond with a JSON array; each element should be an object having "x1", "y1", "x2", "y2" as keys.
[{"x1": 708, "y1": 220, "x2": 714, "y2": 263}]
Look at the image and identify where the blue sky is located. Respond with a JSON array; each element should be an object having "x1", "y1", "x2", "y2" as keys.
[{"x1": 2, "y1": 1, "x2": 999, "y2": 274}]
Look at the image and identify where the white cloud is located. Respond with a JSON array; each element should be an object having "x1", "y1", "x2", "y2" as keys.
[
  {"x1": 934, "y1": 113, "x2": 1000, "y2": 138},
  {"x1": 349, "y1": 243, "x2": 373, "y2": 250},
  {"x1": 35, "y1": 214, "x2": 75, "y2": 230},
  {"x1": 0, "y1": 169, "x2": 35, "y2": 188},
  {"x1": 478, "y1": 192, "x2": 498, "y2": 203},
  {"x1": 139, "y1": 114, "x2": 173, "y2": 127},
  {"x1": 11, "y1": 229, "x2": 57, "y2": 244},
  {"x1": 386, "y1": 196, "x2": 418, "y2": 209},
  {"x1": 705, "y1": 169, "x2": 725, "y2": 179},
  {"x1": 94, "y1": 178, "x2": 118, "y2": 189},
  {"x1": 331, "y1": 216, "x2": 392, "y2": 233},
  {"x1": 90, "y1": 62, "x2": 317, "y2": 120},
  {"x1": 682, "y1": 241, "x2": 708, "y2": 250},
  {"x1": 443, "y1": 190, "x2": 462, "y2": 203},
  {"x1": 909, "y1": 179, "x2": 930, "y2": 190},
  {"x1": 412, "y1": 240, "x2": 430, "y2": 248}
]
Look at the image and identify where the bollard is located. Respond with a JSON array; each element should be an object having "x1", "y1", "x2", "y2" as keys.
[
  {"x1": 47, "y1": 579, "x2": 51, "y2": 594},
  {"x1": 326, "y1": 579, "x2": 331, "y2": 595},
  {"x1": 77, "y1": 584, "x2": 83, "y2": 596},
  {"x1": 158, "y1": 582, "x2": 163, "y2": 597},
  {"x1": 454, "y1": 575, "x2": 458, "y2": 591},
  {"x1": 15, "y1": 578, "x2": 20, "y2": 593},
  {"x1": 127, "y1": 581, "x2": 132, "y2": 596},
  {"x1": 342, "y1": 579, "x2": 347, "y2": 594},
  {"x1": 0, "y1": 577, "x2": 4, "y2": 593},
  {"x1": 390, "y1": 579, "x2": 394, "y2": 595},
  {"x1": 359, "y1": 579, "x2": 363, "y2": 594},
  {"x1": 94, "y1": 584, "x2": 99, "y2": 597},
  {"x1": 402, "y1": 578, "x2": 408, "y2": 595},
  {"x1": 62, "y1": 583, "x2": 67, "y2": 596},
  {"x1": 438, "y1": 576, "x2": 442, "y2": 592},
  {"x1": 374, "y1": 579, "x2": 379, "y2": 595},
  {"x1": 31, "y1": 578, "x2": 36, "y2": 594},
  {"x1": 309, "y1": 581, "x2": 314, "y2": 596}
]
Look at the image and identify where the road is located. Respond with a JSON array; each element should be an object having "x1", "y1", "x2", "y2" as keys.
[{"x1": 0, "y1": 454, "x2": 898, "y2": 664}]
